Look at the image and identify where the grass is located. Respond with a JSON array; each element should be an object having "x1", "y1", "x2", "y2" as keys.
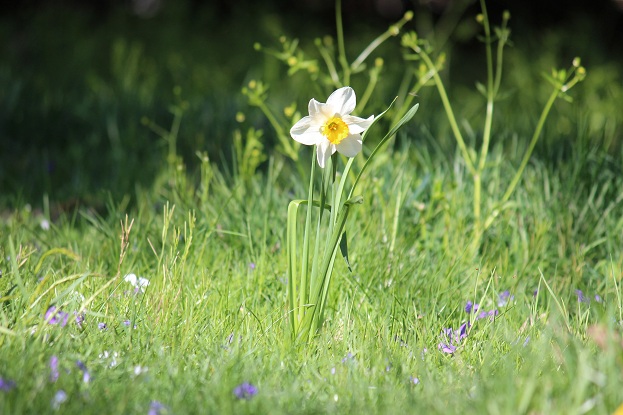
[
  {"x1": 1, "y1": 134, "x2": 623, "y2": 413},
  {"x1": 2, "y1": 2, "x2": 623, "y2": 414}
]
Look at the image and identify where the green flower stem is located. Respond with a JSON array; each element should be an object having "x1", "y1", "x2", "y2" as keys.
[
  {"x1": 252, "y1": 99, "x2": 297, "y2": 161},
  {"x1": 349, "y1": 102, "x2": 419, "y2": 200},
  {"x1": 356, "y1": 66, "x2": 380, "y2": 113},
  {"x1": 335, "y1": 0, "x2": 350, "y2": 85},
  {"x1": 475, "y1": 0, "x2": 494, "y2": 245},
  {"x1": 416, "y1": 49, "x2": 476, "y2": 177},
  {"x1": 391, "y1": 68, "x2": 433, "y2": 127},
  {"x1": 304, "y1": 196, "x2": 358, "y2": 341},
  {"x1": 298, "y1": 149, "x2": 317, "y2": 321},
  {"x1": 316, "y1": 41, "x2": 341, "y2": 88},
  {"x1": 498, "y1": 87, "x2": 560, "y2": 208},
  {"x1": 350, "y1": 12, "x2": 411, "y2": 73}
]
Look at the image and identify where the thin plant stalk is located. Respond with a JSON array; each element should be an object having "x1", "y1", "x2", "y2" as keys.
[
  {"x1": 298, "y1": 149, "x2": 317, "y2": 318},
  {"x1": 335, "y1": 0, "x2": 350, "y2": 85}
]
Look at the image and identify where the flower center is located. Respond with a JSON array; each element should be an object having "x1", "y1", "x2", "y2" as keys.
[{"x1": 321, "y1": 116, "x2": 350, "y2": 145}]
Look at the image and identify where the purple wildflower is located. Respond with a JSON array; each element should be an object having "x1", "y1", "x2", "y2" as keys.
[
  {"x1": 249, "y1": 263, "x2": 256, "y2": 270},
  {"x1": 50, "y1": 356, "x2": 59, "y2": 382},
  {"x1": 45, "y1": 306, "x2": 69, "y2": 327},
  {"x1": 474, "y1": 309, "x2": 498, "y2": 321},
  {"x1": 0, "y1": 377, "x2": 16, "y2": 392},
  {"x1": 330, "y1": 367, "x2": 336, "y2": 375},
  {"x1": 98, "y1": 322, "x2": 107, "y2": 331},
  {"x1": 438, "y1": 342, "x2": 457, "y2": 354},
  {"x1": 498, "y1": 290, "x2": 514, "y2": 307},
  {"x1": 575, "y1": 290, "x2": 590, "y2": 304},
  {"x1": 76, "y1": 361, "x2": 91, "y2": 383},
  {"x1": 438, "y1": 321, "x2": 471, "y2": 354},
  {"x1": 458, "y1": 322, "x2": 469, "y2": 340},
  {"x1": 341, "y1": 352, "x2": 354, "y2": 363},
  {"x1": 410, "y1": 376, "x2": 420, "y2": 385},
  {"x1": 465, "y1": 300, "x2": 479, "y2": 314},
  {"x1": 523, "y1": 336, "x2": 530, "y2": 347},
  {"x1": 123, "y1": 320, "x2": 137, "y2": 328},
  {"x1": 74, "y1": 312, "x2": 85, "y2": 328},
  {"x1": 533, "y1": 289, "x2": 539, "y2": 297},
  {"x1": 148, "y1": 401, "x2": 168, "y2": 415},
  {"x1": 595, "y1": 294, "x2": 603, "y2": 303},
  {"x1": 233, "y1": 382, "x2": 258, "y2": 400}
]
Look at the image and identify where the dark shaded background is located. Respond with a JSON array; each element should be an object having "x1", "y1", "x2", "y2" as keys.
[{"x1": 1, "y1": 0, "x2": 622, "y2": 209}]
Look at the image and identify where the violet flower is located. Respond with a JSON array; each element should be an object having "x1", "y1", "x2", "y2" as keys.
[
  {"x1": 233, "y1": 382, "x2": 258, "y2": 400},
  {"x1": 497, "y1": 290, "x2": 514, "y2": 307},
  {"x1": 438, "y1": 342, "x2": 457, "y2": 354},
  {"x1": 45, "y1": 306, "x2": 69, "y2": 327},
  {"x1": 465, "y1": 300, "x2": 479, "y2": 314},
  {"x1": 148, "y1": 401, "x2": 168, "y2": 415},
  {"x1": 74, "y1": 312, "x2": 85, "y2": 328},
  {"x1": 438, "y1": 323, "x2": 469, "y2": 354},
  {"x1": 76, "y1": 361, "x2": 91, "y2": 383},
  {"x1": 0, "y1": 377, "x2": 16, "y2": 392},
  {"x1": 575, "y1": 289, "x2": 590, "y2": 304},
  {"x1": 50, "y1": 356, "x2": 59, "y2": 382}
]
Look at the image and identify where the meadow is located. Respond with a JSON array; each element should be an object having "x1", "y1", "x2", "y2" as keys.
[{"x1": 1, "y1": 1, "x2": 623, "y2": 413}]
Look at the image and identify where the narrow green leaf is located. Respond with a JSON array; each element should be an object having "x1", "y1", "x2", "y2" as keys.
[
  {"x1": 349, "y1": 103, "x2": 419, "y2": 199},
  {"x1": 339, "y1": 231, "x2": 352, "y2": 272}
]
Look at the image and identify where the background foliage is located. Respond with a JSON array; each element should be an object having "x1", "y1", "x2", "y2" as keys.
[{"x1": 1, "y1": 0, "x2": 622, "y2": 207}]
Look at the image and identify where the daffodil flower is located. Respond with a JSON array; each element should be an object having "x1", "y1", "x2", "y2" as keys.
[{"x1": 290, "y1": 86, "x2": 374, "y2": 168}]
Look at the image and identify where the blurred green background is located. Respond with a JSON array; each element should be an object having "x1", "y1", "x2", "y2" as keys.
[{"x1": 1, "y1": 0, "x2": 622, "y2": 209}]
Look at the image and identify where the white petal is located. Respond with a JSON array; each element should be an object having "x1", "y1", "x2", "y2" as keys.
[
  {"x1": 342, "y1": 114, "x2": 374, "y2": 134},
  {"x1": 290, "y1": 116, "x2": 323, "y2": 146},
  {"x1": 326, "y1": 87, "x2": 356, "y2": 115},
  {"x1": 308, "y1": 98, "x2": 322, "y2": 117},
  {"x1": 124, "y1": 273, "x2": 137, "y2": 286},
  {"x1": 316, "y1": 140, "x2": 334, "y2": 168},
  {"x1": 336, "y1": 134, "x2": 362, "y2": 158}
]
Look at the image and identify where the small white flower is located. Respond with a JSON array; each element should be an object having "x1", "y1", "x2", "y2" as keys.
[
  {"x1": 99, "y1": 350, "x2": 119, "y2": 368},
  {"x1": 52, "y1": 390, "x2": 67, "y2": 411},
  {"x1": 124, "y1": 273, "x2": 150, "y2": 292},
  {"x1": 290, "y1": 86, "x2": 374, "y2": 168},
  {"x1": 40, "y1": 219, "x2": 50, "y2": 231}
]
